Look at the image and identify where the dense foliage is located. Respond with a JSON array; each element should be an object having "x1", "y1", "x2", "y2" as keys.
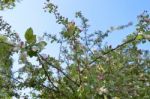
[
  {"x1": 0, "y1": 0, "x2": 17, "y2": 10},
  {"x1": 0, "y1": 0, "x2": 150, "y2": 99}
]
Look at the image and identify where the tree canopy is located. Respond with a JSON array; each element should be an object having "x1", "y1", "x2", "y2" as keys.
[{"x1": 0, "y1": 0, "x2": 150, "y2": 99}]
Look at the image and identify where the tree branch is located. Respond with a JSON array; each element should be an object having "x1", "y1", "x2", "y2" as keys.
[
  {"x1": 38, "y1": 54, "x2": 80, "y2": 87},
  {"x1": 89, "y1": 34, "x2": 138, "y2": 65},
  {"x1": 38, "y1": 55, "x2": 59, "y2": 90}
]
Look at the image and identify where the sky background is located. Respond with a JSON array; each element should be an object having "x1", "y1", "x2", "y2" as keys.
[
  {"x1": 0, "y1": 0, "x2": 150, "y2": 57},
  {"x1": 0, "y1": 0, "x2": 150, "y2": 56},
  {"x1": 0, "y1": 0, "x2": 149, "y2": 67},
  {"x1": 0, "y1": 0, "x2": 150, "y2": 98}
]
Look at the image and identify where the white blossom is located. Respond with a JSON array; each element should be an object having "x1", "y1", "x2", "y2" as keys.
[
  {"x1": 6, "y1": 40, "x2": 15, "y2": 45},
  {"x1": 15, "y1": 33, "x2": 19, "y2": 38},
  {"x1": 13, "y1": 46, "x2": 20, "y2": 52},
  {"x1": 143, "y1": 34, "x2": 150, "y2": 39},
  {"x1": 32, "y1": 46, "x2": 39, "y2": 52},
  {"x1": 145, "y1": 82, "x2": 150, "y2": 86},
  {"x1": 97, "y1": 86, "x2": 108, "y2": 95},
  {"x1": 138, "y1": 31, "x2": 143, "y2": 35}
]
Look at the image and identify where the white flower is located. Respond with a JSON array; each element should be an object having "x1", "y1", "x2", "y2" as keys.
[
  {"x1": 143, "y1": 34, "x2": 150, "y2": 39},
  {"x1": 6, "y1": 40, "x2": 15, "y2": 45},
  {"x1": 145, "y1": 82, "x2": 150, "y2": 86},
  {"x1": 15, "y1": 33, "x2": 19, "y2": 38},
  {"x1": 32, "y1": 46, "x2": 39, "y2": 52},
  {"x1": 97, "y1": 86, "x2": 108, "y2": 95},
  {"x1": 13, "y1": 46, "x2": 20, "y2": 52},
  {"x1": 138, "y1": 31, "x2": 143, "y2": 35}
]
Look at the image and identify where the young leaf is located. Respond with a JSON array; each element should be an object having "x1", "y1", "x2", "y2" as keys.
[
  {"x1": 27, "y1": 50, "x2": 37, "y2": 57},
  {"x1": 4, "y1": 0, "x2": 9, "y2": 3},
  {"x1": 136, "y1": 34, "x2": 143, "y2": 40},
  {"x1": 37, "y1": 41, "x2": 47, "y2": 50},
  {"x1": 25, "y1": 27, "x2": 36, "y2": 44}
]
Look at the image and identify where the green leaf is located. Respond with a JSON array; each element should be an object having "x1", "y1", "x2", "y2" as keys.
[
  {"x1": 4, "y1": 0, "x2": 9, "y2": 3},
  {"x1": 3, "y1": 0, "x2": 15, "y2": 3},
  {"x1": 38, "y1": 41, "x2": 47, "y2": 47},
  {"x1": 27, "y1": 50, "x2": 37, "y2": 57},
  {"x1": 136, "y1": 34, "x2": 143, "y2": 40},
  {"x1": 0, "y1": 35, "x2": 7, "y2": 42},
  {"x1": 25, "y1": 27, "x2": 36, "y2": 44}
]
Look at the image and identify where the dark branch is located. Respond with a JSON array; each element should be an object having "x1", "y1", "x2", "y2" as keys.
[
  {"x1": 89, "y1": 34, "x2": 138, "y2": 65},
  {"x1": 38, "y1": 54, "x2": 80, "y2": 87}
]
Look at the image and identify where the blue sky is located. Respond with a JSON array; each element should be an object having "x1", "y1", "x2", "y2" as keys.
[{"x1": 0, "y1": 0, "x2": 150, "y2": 56}]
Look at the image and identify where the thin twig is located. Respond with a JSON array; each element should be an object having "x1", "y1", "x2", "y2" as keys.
[
  {"x1": 89, "y1": 35, "x2": 138, "y2": 65},
  {"x1": 38, "y1": 55, "x2": 59, "y2": 90},
  {"x1": 39, "y1": 54, "x2": 80, "y2": 87}
]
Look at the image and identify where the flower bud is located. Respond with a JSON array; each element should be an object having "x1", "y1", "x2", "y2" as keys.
[
  {"x1": 15, "y1": 33, "x2": 19, "y2": 38},
  {"x1": 18, "y1": 41, "x2": 25, "y2": 48}
]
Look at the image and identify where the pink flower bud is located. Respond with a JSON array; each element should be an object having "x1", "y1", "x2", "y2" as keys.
[
  {"x1": 19, "y1": 41, "x2": 25, "y2": 48},
  {"x1": 143, "y1": 18, "x2": 150, "y2": 23}
]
